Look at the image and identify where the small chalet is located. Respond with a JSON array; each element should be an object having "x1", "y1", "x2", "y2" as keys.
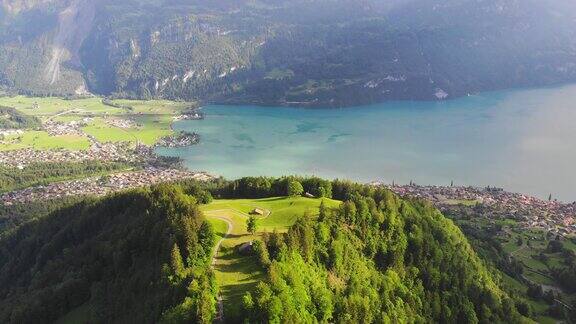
[{"x1": 251, "y1": 208, "x2": 264, "y2": 216}]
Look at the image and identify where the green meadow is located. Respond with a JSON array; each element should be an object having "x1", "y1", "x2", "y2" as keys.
[
  {"x1": 82, "y1": 115, "x2": 173, "y2": 145},
  {"x1": 0, "y1": 96, "x2": 192, "y2": 150},
  {"x1": 202, "y1": 196, "x2": 341, "y2": 321},
  {"x1": 0, "y1": 130, "x2": 90, "y2": 151}
]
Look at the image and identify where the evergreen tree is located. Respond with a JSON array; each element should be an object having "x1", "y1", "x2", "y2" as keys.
[
  {"x1": 247, "y1": 216, "x2": 257, "y2": 235},
  {"x1": 287, "y1": 180, "x2": 304, "y2": 197}
]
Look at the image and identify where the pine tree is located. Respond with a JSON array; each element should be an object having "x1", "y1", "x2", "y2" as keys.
[
  {"x1": 171, "y1": 243, "x2": 185, "y2": 277},
  {"x1": 319, "y1": 200, "x2": 327, "y2": 221},
  {"x1": 247, "y1": 216, "x2": 257, "y2": 235},
  {"x1": 287, "y1": 180, "x2": 304, "y2": 197}
]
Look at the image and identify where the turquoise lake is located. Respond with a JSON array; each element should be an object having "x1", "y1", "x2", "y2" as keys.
[{"x1": 156, "y1": 84, "x2": 576, "y2": 201}]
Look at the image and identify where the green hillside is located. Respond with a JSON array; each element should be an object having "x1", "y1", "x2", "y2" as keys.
[
  {"x1": 202, "y1": 196, "x2": 341, "y2": 319},
  {"x1": 0, "y1": 185, "x2": 217, "y2": 324},
  {"x1": 0, "y1": 176, "x2": 540, "y2": 323}
]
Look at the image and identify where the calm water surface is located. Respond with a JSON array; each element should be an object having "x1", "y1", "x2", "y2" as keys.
[{"x1": 156, "y1": 84, "x2": 576, "y2": 201}]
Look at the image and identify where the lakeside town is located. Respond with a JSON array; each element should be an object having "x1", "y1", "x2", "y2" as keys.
[
  {"x1": 385, "y1": 184, "x2": 576, "y2": 236},
  {"x1": 1, "y1": 167, "x2": 215, "y2": 205},
  {"x1": 0, "y1": 141, "x2": 155, "y2": 167}
]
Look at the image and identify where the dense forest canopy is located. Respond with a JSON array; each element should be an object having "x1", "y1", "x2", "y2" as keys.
[
  {"x1": 0, "y1": 185, "x2": 217, "y2": 323},
  {"x1": 1, "y1": 0, "x2": 576, "y2": 106},
  {"x1": 0, "y1": 176, "x2": 538, "y2": 323}
]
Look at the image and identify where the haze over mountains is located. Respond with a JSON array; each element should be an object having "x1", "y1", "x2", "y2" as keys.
[{"x1": 1, "y1": 0, "x2": 576, "y2": 106}]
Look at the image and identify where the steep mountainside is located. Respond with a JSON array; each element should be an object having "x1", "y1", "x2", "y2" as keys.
[{"x1": 1, "y1": 0, "x2": 576, "y2": 106}]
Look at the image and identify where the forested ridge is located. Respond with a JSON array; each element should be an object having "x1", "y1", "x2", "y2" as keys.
[
  {"x1": 0, "y1": 161, "x2": 133, "y2": 193},
  {"x1": 0, "y1": 185, "x2": 217, "y2": 323},
  {"x1": 0, "y1": 177, "x2": 532, "y2": 323},
  {"x1": 220, "y1": 178, "x2": 527, "y2": 323}
]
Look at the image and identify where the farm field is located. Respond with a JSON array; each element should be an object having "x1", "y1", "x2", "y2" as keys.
[
  {"x1": 0, "y1": 96, "x2": 192, "y2": 150},
  {"x1": 0, "y1": 96, "x2": 189, "y2": 117},
  {"x1": 0, "y1": 130, "x2": 90, "y2": 151},
  {"x1": 451, "y1": 216, "x2": 576, "y2": 322},
  {"x1": 202, "y1": 196, "x2": 341, "y2": 321},
  {"x1": 82, "y1": 116, "x2": 173, "y2": 145}
]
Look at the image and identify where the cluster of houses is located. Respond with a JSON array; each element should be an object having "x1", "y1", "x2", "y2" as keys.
[
  {"x1": 173, "y1": 108, "x2": 204, "y2": 121},
  {"x1": 1, "y1": 168, "x2": 215, "y2": 205},
  {"x1": 155, "y1": 132, "x2": 199, "y2": 148},
  {"x1": 106, "y1": 118, "x2": 138, "y2": 129},
  {"x1": 43, "y1": 119, "x2": 90, "y2": 136},
  {"x1": 387, "y1": 184, "x2": 576, "y2": 236},
  {"x1": 0, "y1": 141, "x2": 153, "y2": 168}
]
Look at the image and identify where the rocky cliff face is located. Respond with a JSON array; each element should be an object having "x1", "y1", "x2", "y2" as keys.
[{"x1": 1, "y1": 0, "x2": 576, "y2": 106}]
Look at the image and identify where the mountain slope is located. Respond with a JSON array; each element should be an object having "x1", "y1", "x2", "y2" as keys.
[
  {"x1": 1, "y1": 0, "x2": 576, "y2": 106},
  {"x1": 0, "y1": 185, "x2": 217, "y2": 324},
  {"x1": 229, "y1": 178, "x2": 527, "y2": 322},
  {"x1": 0, "y1": 177, "x2": 531, "y2": 323}
]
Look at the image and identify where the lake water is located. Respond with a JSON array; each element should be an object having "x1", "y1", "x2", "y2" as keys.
[{"x1": 156, "y1": 84, "x2": 576, "y2": 201}]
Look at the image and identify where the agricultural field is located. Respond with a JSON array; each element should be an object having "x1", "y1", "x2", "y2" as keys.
[
  {"x1": 0, "y1": 130, "x2": 90, "y2": 151},
  {"x1": 0, "y1": 96, "x2": 192, "y2": 150},
  {"x1": 202, "y1": 196, "x2": 341, "y2": 320},
  {"x1": 81, "y1": 115, "x2": 173, "y2": 145},
  {"x1": 450, "y1": 216, "x2": 576, "y2": 322}
]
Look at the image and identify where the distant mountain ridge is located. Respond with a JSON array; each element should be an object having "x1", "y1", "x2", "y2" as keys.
[{"x1": 1, "y1": 0, "x2": 576, "y2": 107}]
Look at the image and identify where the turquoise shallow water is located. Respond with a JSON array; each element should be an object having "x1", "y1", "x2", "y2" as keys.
[{"x1": 156, "y1": 84, "x2": 576, "y2": 201}]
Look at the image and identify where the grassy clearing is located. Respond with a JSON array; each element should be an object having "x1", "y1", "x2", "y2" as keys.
[
  {"x1": 202, "y1": 196, "x2": 341, "y2": 320},
  {"x1": 203, "y1": 196, "x2": 341, "y2": 231},
  {"x1": 0, "y1": 96, "x2": 189, "y2": 118}
]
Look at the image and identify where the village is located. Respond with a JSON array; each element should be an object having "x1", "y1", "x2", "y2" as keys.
[
  {"x1": 0, "y1": 167, "x2": 215, "y2": 205},
  {"x1": 0, "y1": 141, "x2": 155, "y2": 168},
  {"x1": 0, "y1": 111, "x2": 195, "y2": 167},
  {"x1": 385, "y1": 183, "x2": 576, "y2": 236},
  {"x1": 155, "y1": 132, "x2": 200, "y2": 148}
]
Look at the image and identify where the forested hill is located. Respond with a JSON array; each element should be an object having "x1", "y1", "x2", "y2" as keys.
[
  {"x1": 0, "y1": 185, "x2": 218, "y2": 323},
  {"x1": 0, "y1": 177, "x2": 531, "y2": 323},
  {"x1": 1, "y1": 0, "x2": 576, "y2": 106},
  {"x1": 224, "y1": 178, "x2": 527, "y2": 323}
]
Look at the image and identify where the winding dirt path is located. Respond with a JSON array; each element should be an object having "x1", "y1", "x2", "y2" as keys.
[
  {"x1": 210, "y1": 216, "x2": 233, "y2": 323},
  {"x1": 211, "y1": 216, "x2": 233, "y2": 267}
]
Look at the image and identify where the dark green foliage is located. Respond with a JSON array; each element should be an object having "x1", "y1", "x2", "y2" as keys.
[
  {"x1": 178, "y1": 181, "x2": 214, "y2": 204},
  {"x1": 252, "y1": 239, "x2": 271, "y2": 268},
  {"x1": 546, "y1": 240, "x2": 564, "y2": 253},
  {"x1": 241, "y1": 181, "x2": 524, "y2": 323},
  {"x1": 0, "y1": 161, "x2": 132, "y2": 193},
  {"x1": 0, "y1": 106, "x2": 41, "y2": 129},
  {"x1": 301, "y1": 177, "x2": 332, "y2": 198},
  {"x1": 214, "y1": 176, "x2": 334, "y2": 199},
  {"x1": 287, "y1": 180, "x2": 304, "y2": 197},
  {"x1": 0, "y1": 196, "x2": 84, "y2": 238},
  {"x1": 0, "y1": 176, "x2": 537, "y2": 323},
  {"x1": 551, "y1": 264, "x2": 576, "y2": 293},
  {"x1": 0, "y1": 185, "x2": 216, "y2": 323},
  {"x1": 247, "y1": 216, "x2": 257, "y2": 235}
]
